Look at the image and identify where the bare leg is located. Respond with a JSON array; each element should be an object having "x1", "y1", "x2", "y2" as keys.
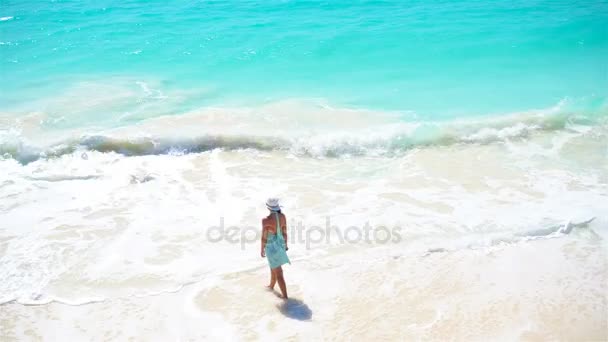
[
  {"x1": 275, "y1": 266, "x2": 288, "y2": 299},
  {"x1": 267, "y1": 268, "x2": 276, "y2": 290}
]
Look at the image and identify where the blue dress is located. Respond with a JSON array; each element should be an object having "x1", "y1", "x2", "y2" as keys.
[{"x1": 265, "y1": 212, "x2": 290, "y2": 269}]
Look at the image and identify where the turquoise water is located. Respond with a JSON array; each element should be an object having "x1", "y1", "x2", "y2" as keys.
[
  {"x1": 0, "y1": 0, "x2": 607, "y2": 159},
  {"x1": 2, "y1": 1, "x2": 607, "y2": 113}
]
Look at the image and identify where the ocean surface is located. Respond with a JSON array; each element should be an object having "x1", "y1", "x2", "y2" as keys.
[{"x1": 1, "y1": 0, "x2": 607, "y2": 340}]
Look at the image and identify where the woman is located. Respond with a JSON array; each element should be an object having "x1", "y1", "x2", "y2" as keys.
[{"x1": 261, "y1": 198, "x2": 290, "y2": 299}]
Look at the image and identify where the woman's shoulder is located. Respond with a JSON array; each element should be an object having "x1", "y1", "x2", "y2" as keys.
[
  {"x1": 262, "y1": 215, "x2": 276, "y2": 224},
  {"x1": 262, "y1": 212, "x2": 286, "y2": 222},
  {"x1": 278, "y1": 213, "x2": 287, "y2": 225}
]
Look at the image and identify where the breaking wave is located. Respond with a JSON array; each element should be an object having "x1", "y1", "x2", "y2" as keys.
[{"x1": 1, "y1": 102, "x2": 606, "y2": 164}]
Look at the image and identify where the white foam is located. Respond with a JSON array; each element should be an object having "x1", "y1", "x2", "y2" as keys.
[
  {"x1": 1, "y1": 121, "x2": 606, "y2": 305},
  {"x1": 1, "y1": 98, "x2": 607, "y2": 339}
]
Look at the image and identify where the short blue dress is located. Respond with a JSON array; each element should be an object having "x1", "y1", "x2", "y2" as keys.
[{"x1": 265, "y1": 212, "x2": 290, "y2": 269}]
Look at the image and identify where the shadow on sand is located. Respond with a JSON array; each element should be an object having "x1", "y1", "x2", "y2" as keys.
[{"x1": 276, "y1": 298, "x2": 312, "y2": 321}]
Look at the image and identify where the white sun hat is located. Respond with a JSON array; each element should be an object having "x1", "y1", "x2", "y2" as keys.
[{"x1": 266, "y1": 198, "x2": 281, "y2": 211}]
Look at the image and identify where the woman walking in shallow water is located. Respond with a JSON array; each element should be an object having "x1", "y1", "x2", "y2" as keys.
[{"x1": 261, "y1": 198, "x2": 290, "y2": 299}]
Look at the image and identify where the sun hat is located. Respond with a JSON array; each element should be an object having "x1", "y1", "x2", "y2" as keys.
[{"x1": 266, "y1": 198, "x2": 281, "y2": 211}]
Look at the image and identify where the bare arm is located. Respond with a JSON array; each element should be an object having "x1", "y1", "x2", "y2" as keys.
[
  {"x1": 261, "y1": 221, "x2": 267, "y2": 257},
  {"x1": 282, "y1": 215, "x2": 288, "y2": 251}
]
